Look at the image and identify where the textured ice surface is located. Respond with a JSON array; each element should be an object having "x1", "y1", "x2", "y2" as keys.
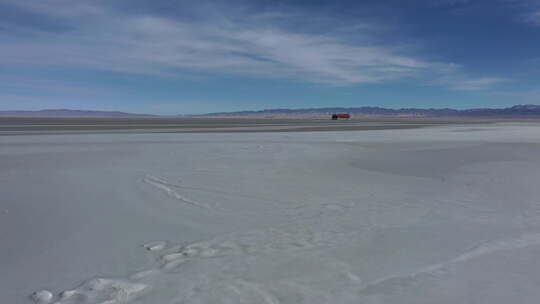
[
  {"x1": 3, "y1": 123, "x2": 540, "y2": 303},
  {"x1": 31, "y1": 290, "x2": 53, "y2": 304},
  {"x1": 142, "y1": 241, "x2": 167, "y2": 252}
]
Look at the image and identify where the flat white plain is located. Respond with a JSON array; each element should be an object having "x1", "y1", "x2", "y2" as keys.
[{"x1": 2, "y1": 123, "x2": 540, "y2": 304}]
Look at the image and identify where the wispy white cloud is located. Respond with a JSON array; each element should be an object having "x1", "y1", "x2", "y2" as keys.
[
  {"x1": 0, "y1": 10, "x2": 431, "y2": 84},
  {"x1": 3, "y1": 0, "x2": 106, "y2": 18},
  {"x1": 0, "y1": 0, "x2": 506, "y2": 89},
  {"x1": 448, "y1": 77, "x2": 510, "y2": 91},
  {"x1": 526, "y1": 10, "x2": 540, "y2": 25},
  {"x1": 0, "y1": 75, "x2": 104, "y2": 95},
  {"x1": 499, "y1": 0, "x2": 540, "y2": 26},
  {"x1": 421, "y1": 62, "x2": 509, "y2": 91}
]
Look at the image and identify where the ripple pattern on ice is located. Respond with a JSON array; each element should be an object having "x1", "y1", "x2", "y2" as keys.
[
  {"x1": 31, "y1": 290, "x2": 53, "y2": 304},
  {"x1": 36, "y1": 201, "x2": 540, "y2": 303},
  {"x1": 142, "y1": 241, "x2": 167, "y2": 251},
  {"x1": 360, "y1": 232, "x2": 540, "y2": 294},
  {"x1": 31, "y1": 278, "x2": 147, "y2": 304},
  {"x1": 142, "y1": 175, "x2": 210, "y2": 209},
  {"x1": 31, "y1": 223, "x2": 365, "y2": 304},
  {"x1": 156, "y1": 227, "x2": 322, "y2": 270}
]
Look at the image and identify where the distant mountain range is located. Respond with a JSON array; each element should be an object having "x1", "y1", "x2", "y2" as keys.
[
  {"x1": 192, "y1": 105, "x2": 540, "y2": 118},
  {"x1": 2, "y1": 105, "x2": 540, "y2": 118},
  {"x1": 0, "y1": 109, "x2": 154, "y2": 117}
]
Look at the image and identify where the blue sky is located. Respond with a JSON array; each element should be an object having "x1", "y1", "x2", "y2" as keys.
[{"x1": 1, "y1": 0, "x2": 540, "y2": 114}]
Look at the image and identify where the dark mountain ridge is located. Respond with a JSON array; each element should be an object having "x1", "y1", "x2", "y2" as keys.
[
  {"x1": 0, "y1": 109, "x2": 154, "y2": 117},
  {"x1": 193, "y1": 105, "x2": 540, "y2": 118},
  {"x1": 2, "y1": 105, "x2": 540, "y2": 118}
]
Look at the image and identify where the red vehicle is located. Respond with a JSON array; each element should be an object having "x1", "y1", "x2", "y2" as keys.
[{"x1": 331, "y1": 113, "x2": 351, "y2": 120}]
